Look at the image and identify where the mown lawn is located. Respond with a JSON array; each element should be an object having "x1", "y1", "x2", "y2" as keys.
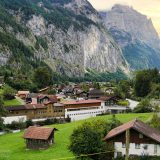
[
  {"x1": 0, "y1": 113, "x2": 153, "y2": 160},
  {"x1": 4, "y1": 99, "x2": 22, "y2": 106},
  {"x1": 0, "y1": 89, "x2": 22, "y2": 106}
]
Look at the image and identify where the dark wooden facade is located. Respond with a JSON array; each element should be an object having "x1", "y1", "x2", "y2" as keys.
[
  {"x1": 25, "y1": 132, "x2": 54, "y2": 150},
  {"x1": 107, "y1": 129, "x2": 158, "y2": 144},
  {"x1": 24, "y1": 126, "x2": 55, "y2": 150}
]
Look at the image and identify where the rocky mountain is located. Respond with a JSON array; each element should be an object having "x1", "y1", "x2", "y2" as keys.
[
  {"x1": 100, "y1": 4, "x2": 160, "y2": 70},
  {"x1": 0, "y1": 0, "x2": 129, "y2": 78}
]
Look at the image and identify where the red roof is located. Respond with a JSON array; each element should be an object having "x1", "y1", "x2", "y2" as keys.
[
  {"x1": 104, "y1": 119, "x2": 160, "y2": 143},
  {"x1": 23, "y1": 126, "x2": 54, "y2": 140},
  {"x1": 25, "y1": 104, "x2": 46, "y2": 109},
  {"x1": 63, "y1": 99, "x2": 102, "y2": 105}
]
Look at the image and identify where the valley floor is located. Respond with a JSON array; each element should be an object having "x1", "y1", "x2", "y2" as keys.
[{"x1": 0, "y1": 113, "x2": 153, "y2": 160}]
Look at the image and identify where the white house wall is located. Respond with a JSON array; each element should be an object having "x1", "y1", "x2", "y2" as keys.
[
  {"x1": 2, "y1": 116, "x2": 27, "y2": 124},
  {"x1": 114, "y1": 142, "x2": 160, "y2": 157},
  {"x1": 65, "y1": 105, "x2": 105, "y2": 121}
]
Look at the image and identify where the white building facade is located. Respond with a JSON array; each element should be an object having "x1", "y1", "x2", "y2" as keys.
[
  {"x1": 64, "y1": 100, "x2": 105, "y2": 121},
  {"x1": 114, "y1": 142, "x2": 160, "y2": 157}
]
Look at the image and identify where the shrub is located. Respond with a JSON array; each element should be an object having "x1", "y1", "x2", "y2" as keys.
[{"x1": 6, "y1": 121, "x2": 26, "y2": 130}]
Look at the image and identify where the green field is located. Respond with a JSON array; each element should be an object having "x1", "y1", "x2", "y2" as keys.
[
  {"x1": 0, "y1": 113, "x2": 153, "y2": 160},
  {"x1": 0, "y1": 89, "x2": 22, "y2": 106},
  {"x1": 4, "y1": 99, "x2": 22, "y2": 106}
]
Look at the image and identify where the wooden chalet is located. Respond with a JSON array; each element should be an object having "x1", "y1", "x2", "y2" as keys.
[
  {"x1": 6, "y1": 100, "x2": 65, "y2": 120},
  {"x1": 23, "y1": 126, "x2": 55, "y2": 150},
  {"x1": 88, "y1": 89, "x2": 104, "y2": 99},
  {"x1": 17, "y1": 91, "x2": 30, "y2": 99},
  {"x1": 104, "y1": 119, "x2": 160, "y2": 157},
  {"x1": 98, "y1": 96, "x2": 120, "y2": 106}
]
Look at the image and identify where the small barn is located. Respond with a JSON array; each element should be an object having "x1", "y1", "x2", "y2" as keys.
[{"x1": 23, "y1": 126, "x2": 55, "y2": 150}]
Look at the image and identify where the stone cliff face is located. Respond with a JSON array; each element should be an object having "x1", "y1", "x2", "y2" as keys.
[
  {"x1": 101, "y1": 4, "x2": 160, "y2": 48},
  {"x1": 100, "y1": 4, "x2": 160, "y2": 70},
  {"x1": 0, "y1": 0, "x2": 129, "y2": 77},
  {"x1": 27, "y1": 15, "x2": 128, "y2": 77}
]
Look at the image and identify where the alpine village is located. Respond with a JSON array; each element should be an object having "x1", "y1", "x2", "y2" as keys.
[{"x1": 0, "y1": 0, "x2": 160, "y2": 160}]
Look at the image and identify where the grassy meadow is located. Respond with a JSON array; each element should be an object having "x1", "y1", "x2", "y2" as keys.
[
  {"x1": 0, "y1": 89, "x2": 22, "y2": 106},
  {"x1": 0, "y1": 113, "x2": 153, "y2": 160}
]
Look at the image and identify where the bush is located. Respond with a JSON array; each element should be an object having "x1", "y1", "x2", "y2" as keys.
[
  {"x1": 117, "y1": 100, "x2": 129, "y2": 106},
  {"x1": 6, "y1": 121, "x2": 26, "y2": 130},
  {"x1": 69, "y1": 119, "x2": 117, "y2": 160},
  {"x1": 133, "y1": 99, "x2": 153, "y2": 113},
  {"x1": 26, "y1": 120, "x2": 33, "y2": 127},
  {"x1": 3, "y1": 85, "x2": 16, "y2": 100}
]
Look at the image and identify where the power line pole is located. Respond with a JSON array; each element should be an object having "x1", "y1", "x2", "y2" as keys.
[{"x1": 125, "y1": 129, "x2": 130, "y2": 160}]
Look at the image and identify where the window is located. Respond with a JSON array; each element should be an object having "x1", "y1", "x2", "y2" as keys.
[
  {"x1": 143, "y1": 145, "x2": 148, "y2": 150},
  {"x1": 154, "y1": 145, "x2": 157, "y2": 154},
  {"x1": 139, "y1": 134, "x2": 143, "y2": 139},
  {"x1": 135, "y1": 144, "x2": 140, "y2": 149},
  {"x1": 122, "y1": 143, "x2": 126, "y2": 148}
]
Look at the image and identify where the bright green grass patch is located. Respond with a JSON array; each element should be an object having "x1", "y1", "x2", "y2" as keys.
[
  {"x1": 0, "y1": 113, "x2": 153, "y2": 160},
  {"x1": 4, "y1": 98, "x2": 22, "y2": 106},
  {"x1": 0, "y1": 89, "x2": 3, "y2": 95}
]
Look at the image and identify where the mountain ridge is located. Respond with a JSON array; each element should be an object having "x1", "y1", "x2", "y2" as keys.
[
  {"x1": 100, "y1": 4, "x2": 160, "y2": 70},
  {"x1": 0, "y1": 0, "x2": 129, "y2": 77}
]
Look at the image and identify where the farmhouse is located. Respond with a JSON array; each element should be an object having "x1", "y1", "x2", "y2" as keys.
[
  {"x1": 63, "y1": 99, "x2": 104, "y2": 121},
  {"x1": 88, "y1": 89, "x2": 104, "y2": 99},
  {"x1": 99, "y1": 96, "x2": 128, "y2": 114},
  {"x1": 6, "y1": 101, "x2": 65, "y2": 120},
  {"x1": 23, "y1": 126, "x2": 55, "y2": 150},
  {"x1": 17, "y1": 91, "x2": 30, "y2": 99},
  {"x1": 104, "y1": 119, "x2": 160, "y2": 158},
  {"x1": 6, "y1": 104, "x2": 47, "y2": 120}
]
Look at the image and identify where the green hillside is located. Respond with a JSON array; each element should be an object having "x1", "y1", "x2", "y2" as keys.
[{"x1": 0, "y1": 113, "x2": 153, "y2": 160}]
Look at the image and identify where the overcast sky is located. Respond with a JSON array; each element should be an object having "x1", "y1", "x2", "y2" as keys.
[{"x1": 88, "y1": 0, "x2": 160, "y2": 35}]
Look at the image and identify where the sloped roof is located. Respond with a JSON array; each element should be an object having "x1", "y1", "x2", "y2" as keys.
[
  {"x1": 18, "y1": 91, "x2": 30, "y2": 95},
  {"x1": 98, "y1": 96, "x2": 112, "y2": 101},
  {"x1": 98, "y1": 96, "x2": 119, "y2": 101},
  {"x1": 23, "y1": 126, "x2": 54, "y2": 140},
  {"x1": 104, "y1": 119, "x2": 160, "y2": 143},
  {"x1": 89, "y1": 89, "x2": 104, "y2": 95},
  {"x1": 63, "y1": 99, "x2": 102, "y2": 105},
  {"x1": 6, "y1": 104, "x2": 46, "y2": 111}
]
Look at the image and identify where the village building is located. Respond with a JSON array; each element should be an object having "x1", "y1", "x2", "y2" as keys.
[
  {"x1": 26, "y1": 93, "x2": 39, "y2": 104},
  {"x1": 88, "y1": 89, "x2": 104, "y2": 99},
  {"x1": 17, "y1": 91, "x2": 30, "y2": 99},
  {"x1": 98, "y1": 96, "x2": 129, "y2": 114},
  {"x1": 104, "y1": 87, "x2": 115, "y2": 95},
  {"x1": 104, "y1": 119, "x2": 160, "y2": 158},
  {"x1": 63, "y1": 99, "x2": 104, "y2": 121},
  {"x1": 6, "y1": 104, "x2": 48, "y2": 120},
  {"x1": 62, "y1": 86, "x2": 74, "y2": 97},
  {"x1": 23, "y1": 126, "x2": 55, "y2": 150},
  {"x1": 99, "y1": 96, "x2": 129, "y2": 114},
  {"x1": 39, "y1": 87, "x2": 50, "y2": 94},
  {"x1": 74, "y1": 89, "x2": 88, "y2": 99},
  {"x1": 6, "y1": 101, "x2": 65, "y2": 120}
]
